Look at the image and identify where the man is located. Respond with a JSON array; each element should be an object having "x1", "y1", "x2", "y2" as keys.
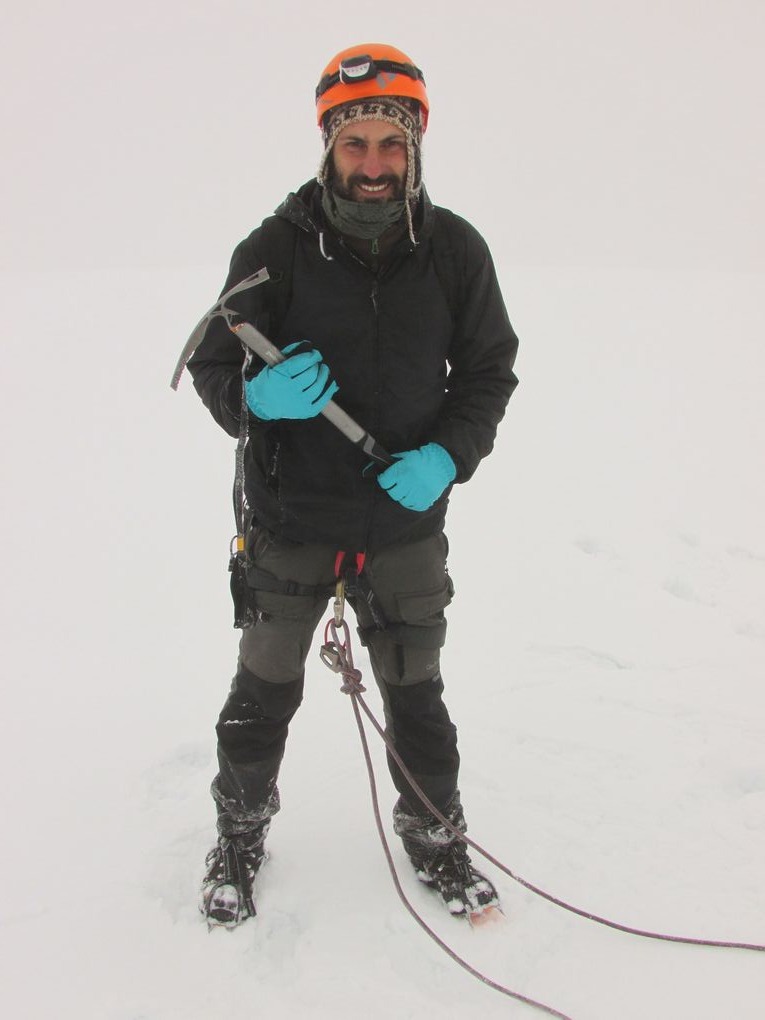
[{"x1": 187, "y1": 43, "x2": 519, "y2": 928}]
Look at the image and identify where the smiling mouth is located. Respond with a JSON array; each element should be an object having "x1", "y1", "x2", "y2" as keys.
[{"x1": 357, "y1": 182, "x2": 389, "y2": 194}]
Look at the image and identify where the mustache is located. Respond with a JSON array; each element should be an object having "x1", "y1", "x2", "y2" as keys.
[{"x1": 348, "y1": 173, "x2": 401, "y2": 188}]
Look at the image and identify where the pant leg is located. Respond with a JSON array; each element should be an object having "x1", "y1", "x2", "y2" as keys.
[
  {"x1": 213, "y1": 531, "x2": 336, "y2": 836},
  {"x1": 351, "y1": 532, "x2": 460, "y2": 815}
]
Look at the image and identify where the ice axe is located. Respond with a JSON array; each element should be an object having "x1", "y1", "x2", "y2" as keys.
[{"x1": 171, "y1": 268, "x2": 394, "y2": 467}]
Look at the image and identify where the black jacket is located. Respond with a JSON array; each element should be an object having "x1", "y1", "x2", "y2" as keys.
[{"x1": 188, "y1": 180, "x2": 519, "y2": 552}]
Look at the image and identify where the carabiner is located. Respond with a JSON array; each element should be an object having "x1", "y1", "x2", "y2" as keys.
[{"x1": 333, "y1": 576, "x2": 346, "y2": 625}]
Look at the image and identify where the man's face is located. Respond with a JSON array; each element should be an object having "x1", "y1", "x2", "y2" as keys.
[{"x1": 330, "y1": 120, "x2": 407, "y2": 202}]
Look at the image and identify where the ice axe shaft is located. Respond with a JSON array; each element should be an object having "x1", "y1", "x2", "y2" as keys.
[
  {"x1": 171, "y1": 269, "x2": 393, "y2": 467},
  {"x1": 231, "y1": 321, "x2": 393, "y2": 467}
]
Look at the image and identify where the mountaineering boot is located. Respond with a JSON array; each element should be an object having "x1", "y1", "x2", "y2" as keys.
[
  {"x1": 411, "y1": 839, "x2": 500, "y2": 919},
  {"x1": 199, "y1": 826, "x2": 268, "y2": 928},
  {"x1": 393, "y1": 793, "x2": 501, "y2": 921}
]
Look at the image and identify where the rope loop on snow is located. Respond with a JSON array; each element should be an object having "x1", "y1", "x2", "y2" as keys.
[
  {"x1": 317, "y1": 614, "x2": 765, "y2": 1011},
  {"x1": 320, "y1": 615, "x2": 574, "y2": 1019}
]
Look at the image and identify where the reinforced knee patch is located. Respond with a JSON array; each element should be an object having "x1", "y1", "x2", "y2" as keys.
[
  {"x1": 216, "y1": 668, "x2": 304, "y2": 763},
  {"x1": 382, "y1": 673, "x2": 460, "y2": 780}
]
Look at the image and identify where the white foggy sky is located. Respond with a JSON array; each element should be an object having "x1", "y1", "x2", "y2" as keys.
[
  {"x1": 2, "y1": 0, "x2": 763, "y2": 273},
  {"x1": 1, "y1": 8, "x2": 765, "y2": 1017}
]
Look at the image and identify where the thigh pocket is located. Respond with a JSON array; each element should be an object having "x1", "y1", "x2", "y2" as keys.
[
  {"x1": 365, "y1": 576, "x2": 454, "y2": 686},
  {"x1": 392, "y1": 578, "x2": 454, "y2": 648}
]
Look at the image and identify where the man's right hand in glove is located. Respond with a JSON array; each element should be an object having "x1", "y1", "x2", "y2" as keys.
[{"x1": 244, "y1": 342, "x2": 338, "y2": 421}]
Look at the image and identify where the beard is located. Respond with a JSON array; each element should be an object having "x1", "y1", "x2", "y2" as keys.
[{"x1": 330, "y1": 170, "x2": 406, "y2": 204}]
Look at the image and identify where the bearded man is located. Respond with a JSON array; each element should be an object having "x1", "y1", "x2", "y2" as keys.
[{"x1": 187, "y1": 43, "x2": 519, "y2": 928}]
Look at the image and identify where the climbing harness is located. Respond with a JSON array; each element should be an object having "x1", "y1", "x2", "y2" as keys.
[{"x1": 319, "y1": 607, "x2": 765, "y2": 1019}]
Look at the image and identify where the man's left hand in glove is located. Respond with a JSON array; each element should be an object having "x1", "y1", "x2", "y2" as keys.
[{"x1": 377, "y1": 442, "x2": 457, "y2": 512}]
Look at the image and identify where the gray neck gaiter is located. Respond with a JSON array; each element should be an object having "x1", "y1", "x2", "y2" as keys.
[{"x1": 322, "y1": 188, "x2": 406, "y2": 240}]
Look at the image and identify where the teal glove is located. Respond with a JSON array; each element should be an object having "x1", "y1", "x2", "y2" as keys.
[
  {"x1": 245, "y1": 342, "x2": 338, "y2": 421},
  {"x1": 377, "y1": 443, "x2": 456, "y2": 511}
]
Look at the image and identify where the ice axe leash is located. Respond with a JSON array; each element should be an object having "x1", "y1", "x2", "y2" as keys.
[
  {"x1": 170, "y1": 268, "x2": 394, "y2": 468},
  {"x1": 320, "y1": 604, "x2": 765, "y2": 1020}
]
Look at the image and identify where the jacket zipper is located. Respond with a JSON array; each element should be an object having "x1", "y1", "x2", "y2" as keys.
[{"x1": 361, "y1": 274, "x2": 383, "y2": 550}]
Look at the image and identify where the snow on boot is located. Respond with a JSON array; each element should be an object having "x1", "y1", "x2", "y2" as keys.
[
  {"x1": 412, "y1": 840, "x2": 500, "y2": 921},
  {"x1": 393, "y1": 794, "x2": 501, "y2": 922},
  {"x1": 200, "y1": 830, "x2": 267, "y2": 928}
]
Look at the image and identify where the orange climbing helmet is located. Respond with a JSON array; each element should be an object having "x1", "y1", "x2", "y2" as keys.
[{"x1": 315, "y1": 43, "x2": 429, "y2": 131}]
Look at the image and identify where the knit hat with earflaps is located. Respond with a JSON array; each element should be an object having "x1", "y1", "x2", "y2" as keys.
[{"x1": 316, "y1": 96, "x2": 424, "y2": 244}]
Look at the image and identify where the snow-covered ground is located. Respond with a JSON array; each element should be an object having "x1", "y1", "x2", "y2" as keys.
[
  {"x1": 2, "y1": 3, "x2": 764, "y2": 1017},
  {"x1": 1, "y1": 263, "x2": 763, "y2": 1020}
]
